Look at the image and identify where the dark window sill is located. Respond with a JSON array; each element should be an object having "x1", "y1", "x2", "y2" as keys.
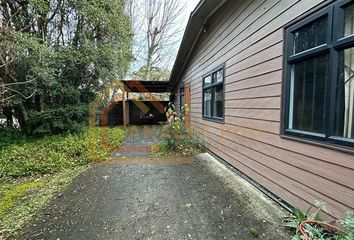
[
  {"x1": 280, "y1": 131, "x2": 354, "y2": 155},
  {"x1": 202, "y1": 116, "x2": 225, "y2": 124}
]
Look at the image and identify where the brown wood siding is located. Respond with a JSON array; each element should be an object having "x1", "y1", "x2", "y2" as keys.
[{"x1": 175, "y1": 0, "x2": 354, "y2": 219}]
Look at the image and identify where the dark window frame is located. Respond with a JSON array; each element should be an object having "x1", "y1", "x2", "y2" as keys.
[
  {"x1": 282, "y1": 0, "x2": 354, "y2": 149},
  {"x1": 202, "y1": 64, "x2": 225, "y2": 122},
  {"x1": 179, "y1": 86, "x2": 184, "y2": 111}
]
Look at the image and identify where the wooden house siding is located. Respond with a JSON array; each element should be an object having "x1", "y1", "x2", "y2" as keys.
[{"x1": 175, "y1": 0, "x2": 354, "y2": 219}]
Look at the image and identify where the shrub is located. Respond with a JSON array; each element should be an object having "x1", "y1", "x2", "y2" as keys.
[
  {"x1": 0, "y1": 127, "x2": 125, "y2": 178},
  {"x1": 341, "y1": 211, "x2": 354, "y2": 240},
  {"x1": 284, "y1": 202, "x2": 354, "y2": 240},
  {"x1": 283, "y1": 201, "x2": 325, "y2": 239},
  {"x1": 156, "y1": 104, "x2": 201, "y2": 155},
  {"x1": 0, "y1": 127, "x2": 28, "y2": 150}
]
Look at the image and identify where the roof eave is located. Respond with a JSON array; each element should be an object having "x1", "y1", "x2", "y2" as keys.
[{"x1": 169, "y1": 0, "x2": 229, "y2": 89}]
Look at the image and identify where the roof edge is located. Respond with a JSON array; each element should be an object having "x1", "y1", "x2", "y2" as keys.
[{"x1": 169, "y1": 0, "x2": 229, "y2": 89}]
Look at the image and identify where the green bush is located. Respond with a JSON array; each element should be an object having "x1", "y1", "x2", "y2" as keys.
[
  {"x1": 0, "y1": 127, "x2": 28, "y2": 150},
  {"x1": 0, "y1": 127, "x2": 125, "y2": 178},
  {"x1": 27, "y1": 105, "x2": 88, "y2": 136},
  {"x1": 156, "y1": 105, "x2": 201, "y2": 156},
  {"x1": 341, "y1": 211, "x2": 354, "y2": 240}
]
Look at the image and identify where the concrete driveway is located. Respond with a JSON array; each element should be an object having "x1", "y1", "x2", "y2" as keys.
[{"x1": 21, "y1": 126, "x2": 290, "y2": 240}]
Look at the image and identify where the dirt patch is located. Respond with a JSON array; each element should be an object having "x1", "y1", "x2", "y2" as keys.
[{"x1": 111, "y1": 143, "x2": 152, "y2": 158}]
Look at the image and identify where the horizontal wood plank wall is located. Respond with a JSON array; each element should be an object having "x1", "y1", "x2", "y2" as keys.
[{"x1": 174, "y1": 0, "x2": 354, "y2": 219}]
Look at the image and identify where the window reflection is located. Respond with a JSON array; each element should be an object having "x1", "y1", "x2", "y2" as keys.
[
  {"x1": 203, "y1": 89, "x2": 212, "y2": 117},
  {"x1": 204, "y1": 75, "x2": 211, "y2": 86},
  {"x1": 290, "y1": 55, "x2": 328, "y2": 133},
  {"x1": 344, "y1": 4, "x2": 354, "y2": 37},
  {"x1": 335, "y1": 47, "x2": 354, "y2": 139},
  {"x1": 213, "y1": 85, "x2": 223, "y2": 118},
  {"x1": 294, "y1": 17, "x2": 327, "y2": 54}
]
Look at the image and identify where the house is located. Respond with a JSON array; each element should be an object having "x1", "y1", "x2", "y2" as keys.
[{"x1": 169, "y1": 0, "x2": 354, "y2": 220}]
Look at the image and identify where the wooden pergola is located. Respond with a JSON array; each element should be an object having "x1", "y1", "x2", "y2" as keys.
[
  {"x1": 120, "y1": 80, "x2": 172, "y2": 127},
  {"x1": 121, "y1": 80, "x2": 172, "y2": 93}
]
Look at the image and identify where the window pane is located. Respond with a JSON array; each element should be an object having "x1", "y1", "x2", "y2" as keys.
[
  {"x1": 180, "y1": 87, "x2": 184, "y2": 95},
  {"x1": 180, "y1": 88, "x2": 184, "y2": 110},
  {"x1": 212, "y1": 72, "x2": 217, "y2": 83},
  {"x1": 180, "y1": 95, "x2": 184, "y2": 110},
  {"x1": 335, "y1": 47, "x2": 354, "y2": 139},
  {"x1": 216, "y1": 69, "x2": 223, "y2": 83},
  {"x1": 203, "y1": 88, "x2": 212, "y2": 117},
  {"x1": 294, "y1": 17, "x2": 327, "y2": 54},
  {"x1": 213, "y1": 85, "x2": 224, "y2": 118},
  {"x1": 289, "y1": 55, "x2": 328, "y2": 133},
  {"x1": 204, "y1": 75, "x2": 211, "y2": 86},
  {"x1": 344, "y1": 4, "x2": 354, "y2": 37}
]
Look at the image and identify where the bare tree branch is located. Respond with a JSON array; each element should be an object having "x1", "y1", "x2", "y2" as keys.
[
  {"x1": 127, "y1": 0, "x2": 186, "y2": 79},
  {"x1": 3, "y1": 87, "x2": 36, "y2": 99}
]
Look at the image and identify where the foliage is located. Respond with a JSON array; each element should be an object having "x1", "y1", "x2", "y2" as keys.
[
  {"x1": 250, "y1": 228, "x2": 260, "y2": 237},
  {"x1": 303, "y1": 224, "x2": 328, "y2": 240},
  {"x1": 87, "y1": 127, "x2": 126, "y2": 159},
  {"x1": 0, "y1": 127, "x2": 28, "y2": 150},
  {"x1": 304, "y1": 223, "x2": 352, "y2": 240},
  {"x1": 107, "y1": 127, "x2": 126, "y2": 147},
  {"x1": 27, "y1": 105, "x2": 88, "y2": 136},
  {"x1": 132, "y1": 65, "x2": 171, "y2": 81},
  {"x1": 283, "y1": 201, "x2": 326, "y2": 240},
  {"x1": 302, "y1": 222, "x2": 347, "y2": 240},
  {"x1": 284, "y1": 202, "x2": 354, "y2": 240},
  {"x1": 0, "y1": 166, "x2": 86, "y2": 239},
  {"x1": 150, "y1": 144, "x2": 166, "y2": 155},
  {"x1": 0, "y1": 127, "x2": 125, "y2": 178},
  {"x1": 0, "y1": 0, "x2": 132, "y2": 135},
  {"x1": 0, "y1": 180, "x2": 44, "y2": 216},
  {"x1": 154, "y1": 104, "x2": 201, "y2": 156},
  {"x1": 341, "y1": 212, "x2": 354, "y2": 240}
]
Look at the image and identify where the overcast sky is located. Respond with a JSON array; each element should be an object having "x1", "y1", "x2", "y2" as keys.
[
  {"x1": 182, "y1": 0, "x2": 200, "y2": 26},
  {"x1": 127, "y1": 0, "x2": 201, "y2": 76}
]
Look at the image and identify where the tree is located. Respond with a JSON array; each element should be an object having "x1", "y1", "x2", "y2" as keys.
[
  {"x1": 132, "y1": 65, "x2": 170, "y2": 81},
  {"x1": 0, "y1": 0, "x2": 132, "y2": 135},
  {"x1": 126, "y1": 0, "x2": 185, "y2": 80}
]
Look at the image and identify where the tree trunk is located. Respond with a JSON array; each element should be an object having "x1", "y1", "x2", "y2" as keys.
[
  {"x1": 35, "y1": 93, "x2": 46, "y2": 112},
  {"x1": 15, "y1": 102, "x2": 29, "y2": 131},
  {"x1": 3, "y1": 106, "x2": 13, "y2": 127}
]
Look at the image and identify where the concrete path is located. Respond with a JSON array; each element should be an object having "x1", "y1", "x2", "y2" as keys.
[{"x1": 21, "y1": 126, "x2": 290, "y2": 240}]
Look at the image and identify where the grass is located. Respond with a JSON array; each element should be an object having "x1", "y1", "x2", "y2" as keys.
[
  {"x1": 0, "y1": 127, "x2": 125, "y2": 178},
  {"x1": 0, "y1": 166, "x2": 87, "y2": 239},
  {"x1": 0, "y1": 180, "x2": 45, "y2": 216},
  {"x1": 0, "y1": 126, "x2": 125, "y2": 239}
]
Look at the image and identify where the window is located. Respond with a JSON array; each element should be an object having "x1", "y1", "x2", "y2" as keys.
[
  {"x1": 284, "y1": 0, "x2": 354, "y2": 148},
  {"x1": 203, "y1": 66, "x2": 224, "y2": 121},
  {"x1": 179, "y1": 87, "x2": 184, "y2": 110}
]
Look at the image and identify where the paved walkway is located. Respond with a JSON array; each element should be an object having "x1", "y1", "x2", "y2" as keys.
[{"x1": 21, "y1": 126, "x2": 290, "y2": 240}]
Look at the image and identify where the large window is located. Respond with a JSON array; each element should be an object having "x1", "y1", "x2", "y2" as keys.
[
  {"x1": 203, "y1": 65, "x2": 224, "y2": 121},
  {"x1": 284, "y1": 0, "x2": 354, "y2": 148}
]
